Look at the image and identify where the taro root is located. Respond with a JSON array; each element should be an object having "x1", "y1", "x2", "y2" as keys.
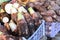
[
  {"x1": 33, "y1": 0, "x2": 46, "y2": 5},
  {"x1": 46, "y1": 10, "x2": 56, "y2": 16},
  {"x1": 41, "y1": 10, "x2": 56, "y2": 16},
  {"x1": 0, "y1": 13, "x2": 3, "y2": 20},
  {"x1": 6, "y1": 20, "x2": 19, "y2": 37},
  {"x1": 43, "y1": 1, "x2": 50, "y2": 8},
  {"x1": 39, "y1": 0, "x2": 46, "y2": 3},
  {"x1": 52, "y1": 14, "x2": 57, "y2": 19},
  {"x1": 0, "y1": 9, "x2": 5, "y2": 21},
  {"x1": 41, "y1": 12, "x2": 47, "y2": 16},
  {"x1": 49, "y1": 1, "x2": 60, "y2": 10},
  {"x1": 56, "y1": 0, "x2": 60, "y2": 6},
  {"x1": 55, "y1": 9, "x2": 60, "y2": 16},
  {"x1": 1, "y1": 13, "x2": 10, "y2": 23},
  {"x1": 12, "y1": 2, "x2": 19, "y2": 9},
  {"x1": 17, "y1": 13, "x2": 29, "y2": 37},
  {"x1": 28, "y1": 7, "x2": 41, "y2": 30},
  {"x1": 5, "y1": 3, "x2": 18, "y2": 23},
  {"x1": 52, "y1": 15, "x2": 60, "y2": 22},
  {"x1": 36, "y1": 12, "x2": 43, "y2": 19},
  {"x1": 0, "y1": 31, "x2": 6, "y2": 40},
  {"x1": 18, "y1": 6, "x2": 35, "y2": 35},
  {"x1": 2, "y1": 17, "x2": 9, "y2": 23},
  {"x1": 56, "y1": 16, "x2": 60, "y2": 22},
  {"x1": 1, "y1": 13, "x2": 10, "y2": 30},
  {"x1": 27, "y1": 2, "x2": 47, "y2": 12},
  {"x1": 9, "y1": 20, "x2": 17, "y2": 32},
  {"x1": 4, "y1": 22, "x2": 10, "y2": 31},
  {"x1": 26, "y1": 2, "x2": 34, "y2": 7},
  {"x1": 6, "y1": 35, "x2": 19, "y2": 40},
  {"x1": 1, "y1": 2, "x2": 8, "y2": 11},
  {"x1": 0, "y1": 13, "x2": 9, "y2": 30},
  {"x1": 0, "y1": 24, "x2": 7, "y2": 33},
  {"x1": 34, "y1": 2, "x2": 44, "y2": 6},
  {"x1": 43, "y1": 16, "x2": 53, "y2": 22},
  {"x1": 1, "y1": 13, "x2": 10, "y2": 19},
  {"x1": 3, "y1": 18, "x2": 10, "y2": 31},
  {"x1": 34, "y1": 5, "x2": 47, "y2": 12},
  {"x1": 27, "y1": 2, "x2": 43, "y2": 8},
  {"x1": 1, "y1": 13, "x2": 10, "y2": 29},
  {"x1": 11, "y1": 7, "x2": 17, "y2": 23},
  {"x1": 5, "y1": 3, "x2": 13, "y2": 14},
  {"x1": 19, "y1": 37, "x2": 23, "y2": 40}
]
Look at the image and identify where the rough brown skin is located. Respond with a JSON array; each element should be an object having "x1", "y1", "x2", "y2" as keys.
[
  {"x1": 27, "y1": 0, "x2": 47, "y2": 12},
  {"x1": 0, "y1": 12, "x2": 10, "y2": 20},
  {"x1": 43, "y1": 1, "x2": 50, "y2": 8},
  {"x1": 52, "y1": 14, "x2": 57, "y2": 19},
  {"x1": 17, "y1": 19, "x2": 29, "y2": 37},
  {"x1": 1, "y1": 2, "x2": 8, "y2": 11},
  {"x1": 6, "y1": 35, "x2": 19, "y2": 40},
  {"x1": 33, "y1": 5, "x2": 47, "y2": 12},
  {"x1": 0, "y1": 13, "x2": 3, "y2": 20},
  {"x1": 0, "y1": 12, "x2": 10, "y2": 29},
  {"x1": 11, "y1": 13, "x2": 17, "y2": 23},
  {"x1": 1, "y1": 0, "x2": 60, "y2": 39},
  {"x1": 0, "y1": 25, "x2": 8, "y2": 40},
  {"x1": 56, "y1": 9, "x2": 60, "y2": 16},
  {"x1": 23, "y1": 12, "x2": 35, "y2": 35},
  {"x1": 56, "y1": 16, "x2": 60, "y2": 22},
  {"x1": 36, "y1": 12, "x2": 43, "y2": 19},
  {"x1": 43, "y1": 16, "x2": 53, "y2": 22},
  {"x1": 40, "y1": 10, "x2": 56, "y2": 17},
  {"x1": 0, "y1": 34, "x2": 6, "y2": 40},
  {"x1": 0, "y1": 24, "x2": 7, "y2": 34},
  {"x1": 4, "y1": 23, "x2": 10, "y2": 31},
  {"x1": 27, "y1": 1, "x2": 47, "y2": 13},
  {"x1": 29, "y1": 12, "x2": 41, "y2": 30},
  {"x1": 52, "y1": 15, "x2": 60, "y2": 22}
]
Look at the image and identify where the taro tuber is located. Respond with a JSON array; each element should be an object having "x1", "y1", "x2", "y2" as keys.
[
  {"x1": 6, "y1": 35, "x2": 19, "y2": 40},
  {"x1": 17, "y1": 13, "x2": 29, "y2": 37},
  {"x1": 1, "y1": 2, "x2": 8, "y2": 11},
  {"x1": 36, "y1": 12, "x2": 43, "y2": 19},
  {"x1": 0, "y1": 34, "x2": 6, "y2": 40},
  {"x1": 49, "y1": 1, "x2": 60, "y2": 10},
  {"x1": 55, "y1": 9, "x2": 60, "y2": 16},
  {"x1": 18, "y1": 6, "x2": 35, "y2": 35},
  {"x1": 41, "y1": 10, "x2": 56, "y2": 16},
  {"x1": 52, "y1": 15, "x2": 60, "y2": 22},
  {"x1": 1, "y1": 13, "x2": 10, "y2": 23},
  {"x1": 11, "y1": 7, "x2": 17, "y2": 23},
  {"x1": 43, "y1": 16, "x2": 53, "y2": 22},
  {"x1": 28, "y1": 7, "x2": 41, "y2": 30}
]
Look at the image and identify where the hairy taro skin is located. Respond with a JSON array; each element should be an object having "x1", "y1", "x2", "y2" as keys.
[{"x1": 44, "y1": 16, "x2": 53, "y2": 22}]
